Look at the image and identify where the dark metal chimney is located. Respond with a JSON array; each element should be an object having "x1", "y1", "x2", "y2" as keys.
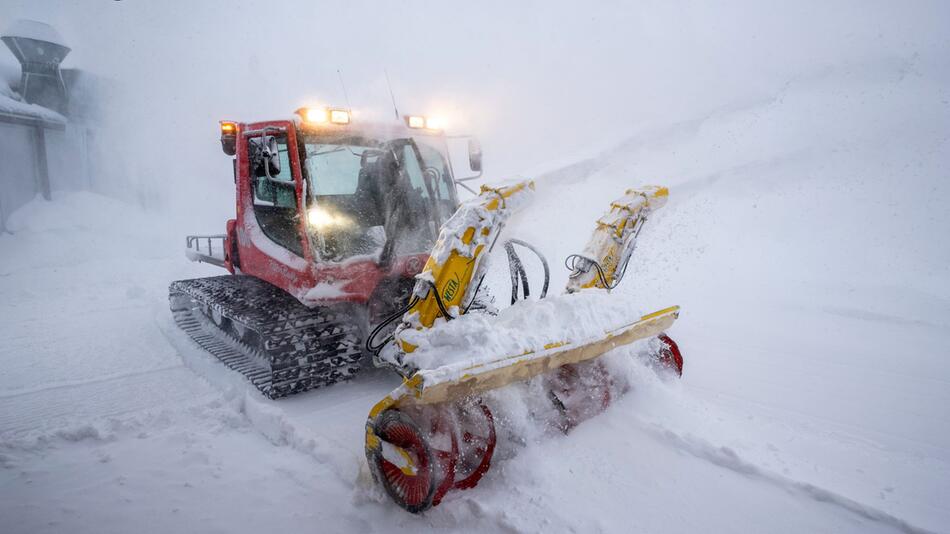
[{"x1": 1, "y1": 20, "x2": 70, "y2": 115}]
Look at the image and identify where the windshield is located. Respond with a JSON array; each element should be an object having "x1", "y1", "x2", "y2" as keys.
[
  {"x1": 302, "y1": 137, "x2": 457, "y2": 262},
  {"x1": 303, "y1": 141, "x2": 383, "y2": 261},
  {"x1": 307, "y1": 143, "x2": 370, "y2": 195}
]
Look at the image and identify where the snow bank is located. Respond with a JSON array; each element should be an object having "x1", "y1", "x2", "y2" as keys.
[
  {"x1": 4, "y1": 191, "x2": 150, "y2": 234},
  {"x1": 0, "y1": 192, "x2": 176, "y2": 272},
  {"x1": 488, "y1": 54, "x2": 950, "y2": 532}
]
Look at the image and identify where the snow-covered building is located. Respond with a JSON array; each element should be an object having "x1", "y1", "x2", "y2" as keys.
[{"x1": 0, "y1": 20, "x2": 103, "y2": 232}]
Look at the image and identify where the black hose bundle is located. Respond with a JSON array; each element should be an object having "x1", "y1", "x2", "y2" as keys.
[
  {"x1": 564, "y1": 252, "x2": 632, "y2": 291},
  {"x1": 364, "y1": 280, "x2": 455, "y2": 357},
  {"x1": 504, "y1": 238, "x2": 549, "y2": 305},
  {"x1": 365, "y1": 295, "x2": 419, "y2": 355},
  {"x1": 366, "y1": 239, "x2": 551, "y2": 356}
]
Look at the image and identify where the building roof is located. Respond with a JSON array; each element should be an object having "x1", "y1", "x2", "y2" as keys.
[{"x1": 1, "y1": 19, "x2": 67, "y2": 48}]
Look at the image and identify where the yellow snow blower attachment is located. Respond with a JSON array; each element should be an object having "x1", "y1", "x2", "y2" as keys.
[
  {"x1": 565, "y1": 185, "x2": 668, "y2": 292},
  {"x1": 364, "y1": 182, "x2": 681, "y2": 513}
]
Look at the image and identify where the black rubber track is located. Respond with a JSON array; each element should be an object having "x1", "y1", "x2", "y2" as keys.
[{"x1": 169, "y1": 275, "x2": 362, "y2": 399}]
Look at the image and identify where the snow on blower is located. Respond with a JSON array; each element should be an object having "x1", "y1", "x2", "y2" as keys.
[{"x1": 169, "y1": 107, "x2": 683, "y2": 513}]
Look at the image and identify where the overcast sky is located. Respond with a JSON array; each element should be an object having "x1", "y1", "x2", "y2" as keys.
[{"x1": 2, "y1": 0, "x2": 947, "y2": 222}]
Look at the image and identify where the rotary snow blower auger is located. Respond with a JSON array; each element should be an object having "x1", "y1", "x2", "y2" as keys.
[{"x1": 364, "y1": 181, "x2": 683, "y2": 512}]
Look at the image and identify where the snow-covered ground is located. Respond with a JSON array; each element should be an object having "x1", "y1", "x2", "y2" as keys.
[{"x1": 2, "y1": 41, "x2": 948, "y2": 533}]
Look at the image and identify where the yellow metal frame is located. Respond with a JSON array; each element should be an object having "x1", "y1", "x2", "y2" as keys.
[
  {"x1": 567, "y1": 186, "x2": 668, "y2": 292},
  {"x1": 366, "y1": 183, "x2": 680, "y2": 478},
  {"x1": 395, "y1": 181, "x2": 535, "y2": 353},
  {"x1": 366, "y1": 305, "x2": 678, "y2": 467}
]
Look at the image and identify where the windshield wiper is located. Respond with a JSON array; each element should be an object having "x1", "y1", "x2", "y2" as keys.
[{"x1": 308, "y1": 146, "x2": 348, "y2": 157}]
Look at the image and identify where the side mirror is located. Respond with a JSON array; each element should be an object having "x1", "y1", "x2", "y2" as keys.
[
  {"x1": 443, "y1": 135, "x2": 483, "y2": 185},
  {"x1": 248, "y1": 135, "x2": 281, "y2": 178},
  {"x1": 468, "y1": 138, "x2": 482, "y2": 173},
  {"x1": 221, "y1": 134, "x2": 237, "y2": 156}
]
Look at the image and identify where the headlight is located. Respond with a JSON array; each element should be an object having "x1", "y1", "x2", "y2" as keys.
[
  {"x1": 424, "y1": 116, "x2": 445, "y2": 130},
  {"x1": 405, "y1": 115, "x2": 445, "y2": 130},
  {"x1": 307, "y1": 206, "x2": 352, "y2": 229},
  {"x1": 329, "y1": 109, "x2": 350, "y2": 124},
  {"x1": 296, "y1": 106, "x2": 350, "y2": 126},
  {"x1": 303, "y1": 108, "x2": 328, "y2": 124}
]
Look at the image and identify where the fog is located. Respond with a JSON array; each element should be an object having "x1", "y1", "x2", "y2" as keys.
[
  {"x1": 2, "y1": 2, "x2": 950, "y2": 531},
  {"x1": 4, "y1": 0, "x2": 947, "y2": 231}
]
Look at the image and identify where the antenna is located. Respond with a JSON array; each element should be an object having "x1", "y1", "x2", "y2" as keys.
[
  {"x1": 384, "y1": 69, "x2": 400, "y2": 120},
  {"x1": 337, "y1": 68, "x2": 352, "y2": 113}
]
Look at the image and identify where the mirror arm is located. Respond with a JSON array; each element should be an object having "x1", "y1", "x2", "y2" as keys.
[
  {"x1": 242, "y1": 126, "x2": 286, "y2": 137},
  {"x1": 264, "y1": 176, "x2": 295, "y2": 187}
]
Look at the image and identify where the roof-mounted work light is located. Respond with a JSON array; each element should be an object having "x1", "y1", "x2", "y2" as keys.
[
  {"x1": 297, "y1": 107, "x2": 350, "y2": 126},
  {"x1": 405, "y1": 115, "x2": 445, "y2": 131}
]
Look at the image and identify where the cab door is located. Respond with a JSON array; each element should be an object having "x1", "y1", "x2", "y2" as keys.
[{"x1": 234, "y1": 121, "x2": 317, "y2": 299}]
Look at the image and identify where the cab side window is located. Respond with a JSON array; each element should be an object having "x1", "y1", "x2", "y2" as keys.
[
  {"x1": 250, "y1": 137, "x2": 304, "y2": 257},
  {"x1": 252, "y1": 140, "x2": 295, "y2": 208}
]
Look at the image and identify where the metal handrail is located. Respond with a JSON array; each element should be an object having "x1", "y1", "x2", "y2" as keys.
[{"x1": 186, "y1": 234, "x2": 227, "y2": 267}]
